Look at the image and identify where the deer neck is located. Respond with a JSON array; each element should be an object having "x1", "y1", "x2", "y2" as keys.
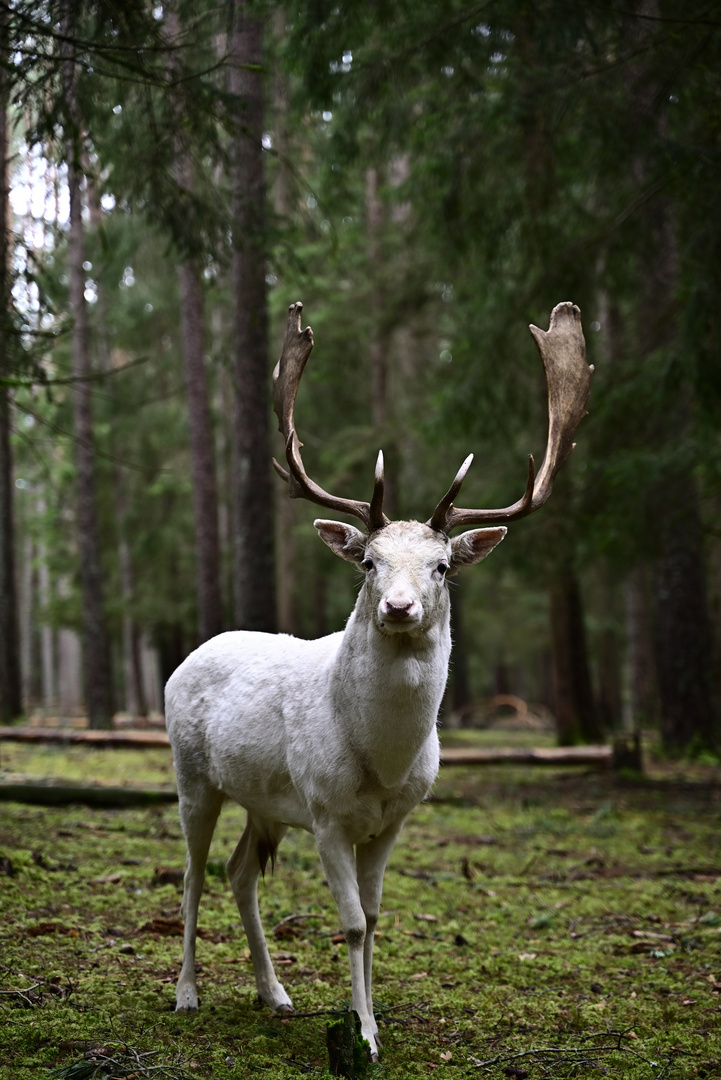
[{"x1": 331, "y1": 588, "x2": 450, "y2": 787}]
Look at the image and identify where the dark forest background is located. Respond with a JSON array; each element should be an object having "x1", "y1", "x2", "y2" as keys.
[{"x1": 1, "y1": 0, "x2": 720, "y2": 756}]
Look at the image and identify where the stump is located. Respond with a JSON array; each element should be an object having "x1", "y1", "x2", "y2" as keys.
[{"x1": 326, "y1": 1010, "x2": 371, "y2": 1078}]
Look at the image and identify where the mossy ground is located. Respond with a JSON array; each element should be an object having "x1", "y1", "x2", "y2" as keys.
[{"x1": 1, "y1": 735, "x2": 720, "y2": 1079}]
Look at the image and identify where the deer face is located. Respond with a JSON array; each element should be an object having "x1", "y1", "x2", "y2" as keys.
[{"x1": 315, "y1": 519, "x2": 507, "y2": 636}]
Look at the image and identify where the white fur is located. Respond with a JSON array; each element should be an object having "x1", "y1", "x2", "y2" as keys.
[{"x1": 165, "y1": 519, "x2": 505, "y2": 1058}]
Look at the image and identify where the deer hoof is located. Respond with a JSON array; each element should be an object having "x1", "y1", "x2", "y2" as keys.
[{"x1": 175, "y1": 986, "x2": 199, "y2": 1012}]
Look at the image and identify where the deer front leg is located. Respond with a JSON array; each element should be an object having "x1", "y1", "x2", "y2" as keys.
[
  {"x1": 314, "y1": 823, "x2": 379, "y2": 1060},
  {"x1": 356, "y1": 819, "x2": 405, "y2": 1037}
]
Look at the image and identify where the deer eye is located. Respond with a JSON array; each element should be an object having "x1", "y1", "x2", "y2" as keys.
[
  {"x1": 361, "y1": 557, "x2": 375, "y2": 572},
  {"x1": 436, "y1": 562, "x2": 449, "y2": 576}
]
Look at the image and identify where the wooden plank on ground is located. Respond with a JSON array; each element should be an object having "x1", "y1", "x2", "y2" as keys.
[
  {"x1": 439, "y1": 745, "x2": 613, "y2": 767},
  {"x1": 0, "y1": 782, "x2": 178, "y2": 807},
  {"x1": 0, "y1": 726, "x2": 613, "y2": 767},
  {"x1": 0, "y1": 726, "x2": 170, "y2": 747}
]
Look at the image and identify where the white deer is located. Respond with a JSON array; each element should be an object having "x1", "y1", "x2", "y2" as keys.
[{"x1": 165, "y1": 301, "x2": 591, "y2": 1059}]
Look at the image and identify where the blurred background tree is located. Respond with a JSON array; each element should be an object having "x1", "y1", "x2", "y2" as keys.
[{"x1": 2, "y1": 0, "x2": 719, "y2": 754}]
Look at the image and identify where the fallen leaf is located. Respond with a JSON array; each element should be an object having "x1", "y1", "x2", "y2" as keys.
[
  {"x1": 414, "y1": 913, "x2": 438, "y2": 923},
  {"x1": 142, "y1": 916, "x2": 184, "y2": 936},
  {"x1": 28, "y1": 922, "x2": 72, "y2": 937},
  {"x1": 409, "y1": 971, "x2": 428, "y2": 980},
  {"x1": 153, "y1": 867, "x2": 184, "y2": 887},
  {"x1": 274, "y1": 923, "x2": 301, "y2": 940}
]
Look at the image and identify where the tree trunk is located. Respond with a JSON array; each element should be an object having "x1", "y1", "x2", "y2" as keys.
[
  {"x1": 271, "y1": 22, "x2": 298, "y2": 635},
  {"x1": 0, "y1": 389, "x2": 21, "y2": 722},
  {"x1": 449, "y1": 585, "x2": 471, "y2": 717},
  {"x1": 653, "y1": 477, "x2": 718, "y2": 752},
  {"x1": 118, "y1": 516, "x2": 147, "y2": 719},
  {"x1": 165, "y1": 0, "x2": 223, "y2": 645},
  {"x1": 85, "y1": 170, "x2": 148, "y2": 719},
  {"x1": 366, "y1": 164, "x2": 398, "y2": 517},
  {"x1": 625, "y1": 567, "x2": 658, "y2": 731},
  {"x1": 62, "y1": 9, "x2": 114, "y2": 729},
  {"x1": 177, "y1": 263, "x2": 223, "y2": 643},
  {"x1": 228, "y1": 4, "x2": 276, "y2": 632},
  {"x1": 0, "y1": 42, "x2": 21, "y2": 723},
  {"x1": 37, "y1": 507, "x2": 56, "y2": 712},
  {"x1": 550, "y1": 570, "x2": 602, "y2": 745},
  {"x1": 624, "y1": 0, "x2": 718, "y2": 753},
  {"x1": 617, "y1": 0, "x2": 716, "y2": 751},
  {"x1": 596, "y1": 580, "x2": 623, "y2": 734},
  {"x1": 597, "y1": 626, "x2": 623, "y2": 734}
]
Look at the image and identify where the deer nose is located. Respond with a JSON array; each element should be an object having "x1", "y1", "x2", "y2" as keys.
[{"x1": 381, "y1": 596, "x2": 417, "y2": 621}]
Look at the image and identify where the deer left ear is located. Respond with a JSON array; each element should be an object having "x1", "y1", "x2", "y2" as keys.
[{"x1": 449, "y1": 527, "x2": 507, "y2": 573}]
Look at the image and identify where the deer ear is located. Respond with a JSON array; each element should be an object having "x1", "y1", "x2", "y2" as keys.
[
  {"x1": 314, "y1": 520, "x2": 367, "y2": 565},
  {"x1": 449, "y1": 527, "x2": 507, "y2": 573}
]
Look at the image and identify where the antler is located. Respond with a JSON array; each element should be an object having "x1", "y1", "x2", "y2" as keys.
[
  {"x1": 427, "y1": 302, "x2": 593, "y2": 533},
  {"x1": 272, "y1": 302, "x2": 389, "y2": 533}
]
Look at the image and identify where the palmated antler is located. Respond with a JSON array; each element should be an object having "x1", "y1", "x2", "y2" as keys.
[
  {"x1": 272, "y1": 301, "x2": 389, "y2": 533},
  {"x1": 427, "y1": 302, "x2": 593, "y2": 533}
]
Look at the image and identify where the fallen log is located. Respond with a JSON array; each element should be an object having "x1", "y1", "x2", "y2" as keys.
[
  {"x1": 440, "y1": 745, "x2": 613, "y2": 767},
  {"x1": 0, "y1": 781, "x2": 178, "y2": 808},
  {"x1": 0, "y1": 726, "x2": 170, "y2": 748},
  {"x1": 0, "y1": 745, "x2": 615, "y2": 807},
  {"x1": 0, "y1": 726, "x2": 614, "y2": 766}
]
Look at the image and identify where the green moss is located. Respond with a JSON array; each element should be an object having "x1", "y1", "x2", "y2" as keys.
[{"x1": 1, "y1": 748, "x2": 720, "y2": 1077}]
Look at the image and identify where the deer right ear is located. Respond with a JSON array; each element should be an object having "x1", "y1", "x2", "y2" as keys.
[{"x1": 314, "y1": 520, "x2": 368, "y2": 565}]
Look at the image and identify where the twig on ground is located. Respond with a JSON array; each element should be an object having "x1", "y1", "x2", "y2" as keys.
[{"x1": 471, "y1": 1028, "x2": 661, "y2": 1072}]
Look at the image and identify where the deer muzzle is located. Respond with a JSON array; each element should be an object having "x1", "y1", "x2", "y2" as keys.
[{"x1": 379, "y1": 593, "x2": 420, "y2": 626}]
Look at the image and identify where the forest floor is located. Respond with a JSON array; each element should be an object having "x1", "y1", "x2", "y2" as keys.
[{"x1": 0, "y1": 734, "x2": 720, "y2": 1079}]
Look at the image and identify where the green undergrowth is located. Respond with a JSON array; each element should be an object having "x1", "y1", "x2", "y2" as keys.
[{"x1": 1, "y1": 747, "x2": 720, "y2": 1079}]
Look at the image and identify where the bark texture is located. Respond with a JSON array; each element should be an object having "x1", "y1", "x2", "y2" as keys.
[
  {"x1": 62, "y1": 7, "x2": 114, "y2": 728},
  {"x1": 229, "y1": 5, "x2": 276, "y2": 632},
  {"x1": 0, "y1": 394, "x2": 21, "y2": 722},
  {"x1": 626, "y1": 0, "x2": 718, "y2": 752},
  {"x1": 166, "y1": 0, "x2": 223, "y2": 645},
  {"x1": 449, "y1": 585, "x2": 471, "y2": 716},
  {"x1": 625, "y1": 568, "x2": 659, "y2": 731},
  {"x1": 653, "y1": 480, "x2": 717, "y2": 752},
  {"x1": 177, "y1": 263, "x2": 223, "y2": 643},
  {"x1": 0, "y1": 41, "x2": 20, "y2": 722},
  {"x1": 550, "y1": 570, "x2": 602, "y2": 746}
]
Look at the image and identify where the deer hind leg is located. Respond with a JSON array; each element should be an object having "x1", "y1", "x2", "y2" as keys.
[
  {"x1": 175, "y1": 787, "x2": 224, "y2": 1011},
  {"x1": 227, "y1": 814, "x2": 292, "y2": 1013},
  {"x1": 356, "y1": 820, "x2": 405, "y2": 1044}
]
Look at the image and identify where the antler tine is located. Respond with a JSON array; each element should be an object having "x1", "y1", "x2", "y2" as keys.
[
  {"x1": 427, "y1": 453, "x2": 474, "y2": 533},
  {"x1": 272, "y1": 302, "x2": 390, "y2": 532},
  {"x1": 368, "y1": 451, "x2": 386, "y2": 533},
  {"x1": 426, "y1": 302, "x2": 592, "y2": 533}
]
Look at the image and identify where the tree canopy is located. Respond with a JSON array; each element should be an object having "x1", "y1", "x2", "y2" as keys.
[{"x1": 2, "y1": 0, "x2": 719, "y2": 753}]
